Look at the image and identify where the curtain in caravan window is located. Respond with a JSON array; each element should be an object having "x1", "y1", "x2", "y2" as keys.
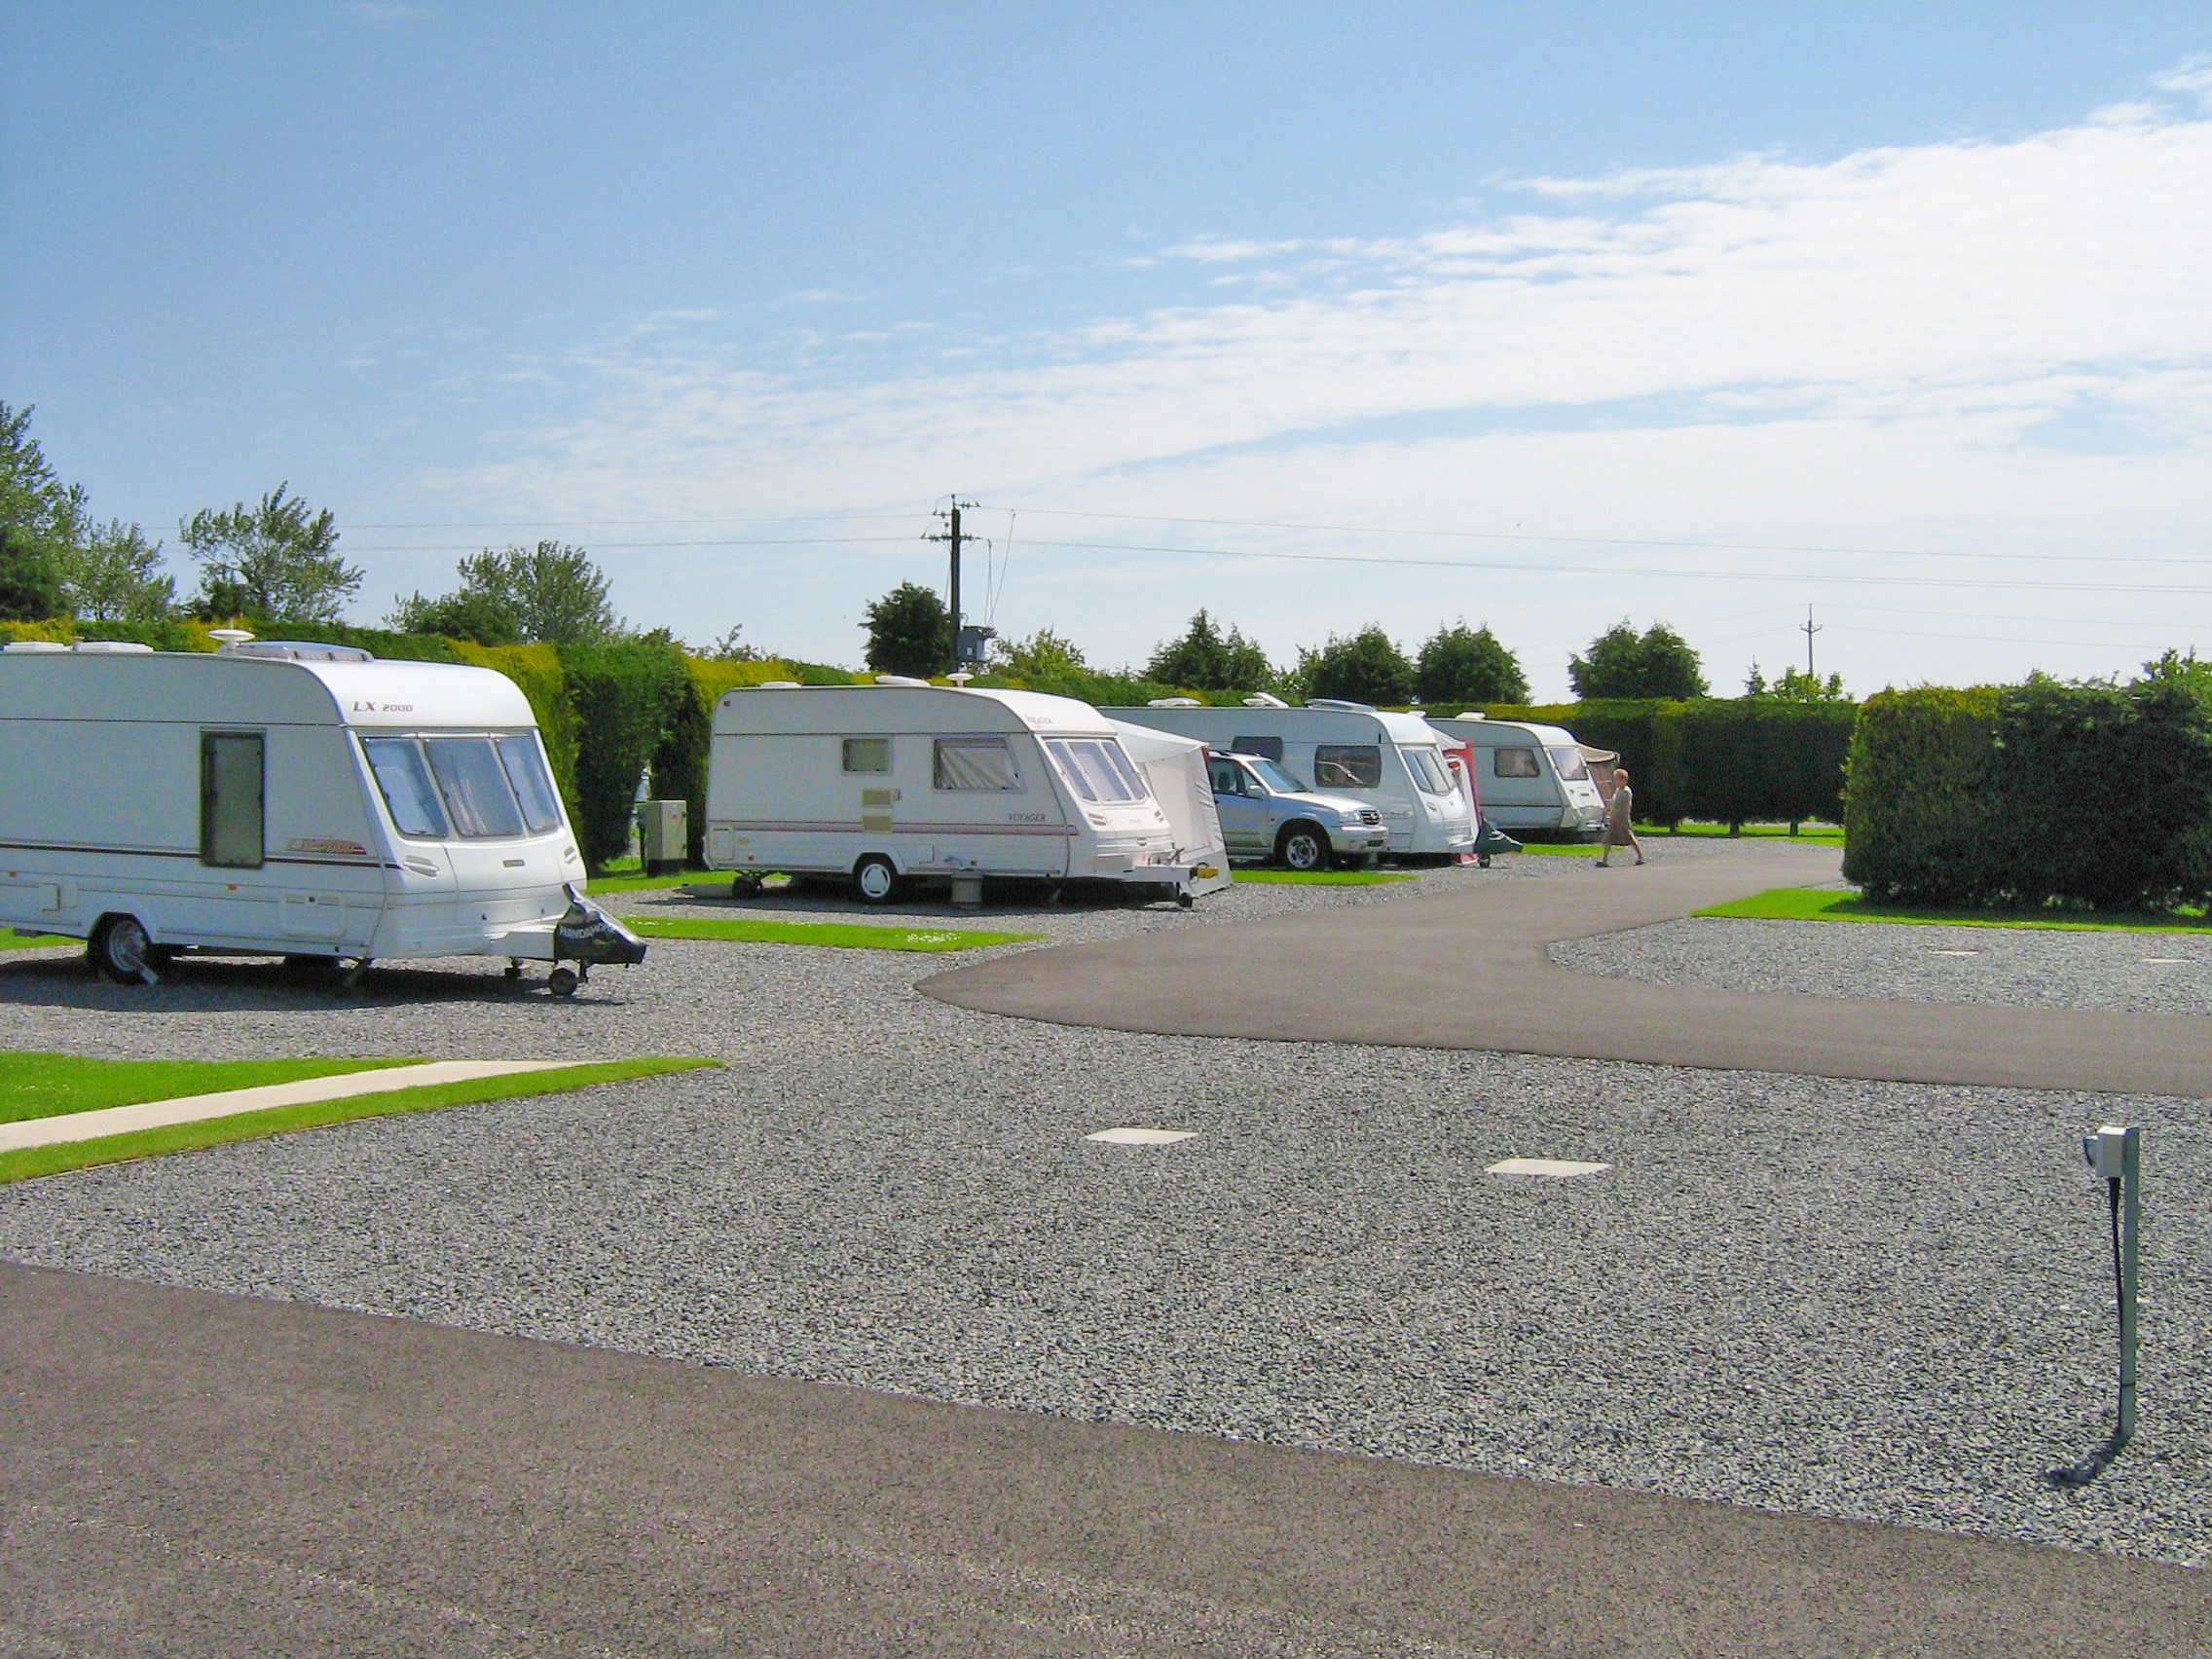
[
  {"x1": 361, "y1": 738, "x2": 450, "y2": 838},
  {"x1": 200, "y1": 730, "x2": 265, "y2": 867},
  {"x1": 1312, "y1": 745, "x2": 1382, "y2": 789},
  {"x1": 933, "y1": 735, "x2": 1021, "y2": 791},
  {"x1": 424, "y1": 737, "x2": 527, "y2": 837},
  {"x1": 496, "y1": 734, "x2": 564, "y2": 831},
  {"x1": 1045, "y1": 738, "x2": 1145, "y2": 803}
]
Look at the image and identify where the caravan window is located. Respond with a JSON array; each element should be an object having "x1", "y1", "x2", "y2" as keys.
[
  {"x1": 1401, "y1": 746, "x2": 1456, "y2": 795},
  {"x1": 497, "y1": 735, "x2": 564, "y2": 832},
  {"x1": 200, "y1": 730, "x2": 265, "y2": 867},
  {"x1": 842, "y1": 737, "x2": 892, "y2": 774},
  {"x1": 1494, "y1": 748, "x2": 1541, "y2": 778},
  {"x1": 1232, "y1": 734, "x2": 1284, "y2": 762},
  {"x1": 1046, "y1": 738, "x2": 1146, "y2": 803},
  {"x1": 1548, "y1": 746, "x2": 1591, "y2": 782},
  {"x1": 1312, "y1": 745, "x2": 1382, "y2": 789},
  {"x1": 934, "y1": 735, "x2": 1021, "y2": 792},
  {"x1": 424, "y1": 738, "x2": 528, "y2": 838},
  {"x1": 361, "y1": 738, "x2": 449, "y2": 838}
]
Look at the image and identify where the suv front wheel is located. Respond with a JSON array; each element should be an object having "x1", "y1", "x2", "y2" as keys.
[{"x1": 1276, "y1": 823, "x2": 1330, "y2": 872}]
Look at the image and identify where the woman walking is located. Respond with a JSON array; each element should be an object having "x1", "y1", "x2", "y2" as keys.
[{"x1": 1597, "y1": 766, "x2": 1645, "y2": 866}]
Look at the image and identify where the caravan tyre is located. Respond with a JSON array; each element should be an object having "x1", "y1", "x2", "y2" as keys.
[
  {"x1": 92, "y1": 915, "x2": 156, "y2": 986},
  {"x1": 1277, "y1": 823, "x2": 1330, "y2": 872},
  {"x1": 853, "y1": 855, "x2": 903, "y2": 904}
]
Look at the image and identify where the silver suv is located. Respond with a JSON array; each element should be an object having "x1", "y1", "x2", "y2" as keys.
[{"x1": 1207, "y1": 752, "x2": 1390, "y2": 870}]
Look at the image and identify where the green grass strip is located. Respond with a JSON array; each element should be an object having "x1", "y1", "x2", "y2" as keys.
[
  {"x1": 1646, "y1": 824, "x2": 1845, "y2": 842},
  {"x1": 584, "y1": 866, "x2": 753, "y2": 895},
  {"x1": 2, "y1": 1052, "x2": 422, "y2": 1125},
  {"x1": 1695, "y1": 886, "x2": 2212, "y2": 935},
  {"x1": 0, "y1": 1056, "x2": 717, "y2": 1185},
  {"x1": 0, "y1": 929, "x2": 77, "y2": 951},
  {"x1": 628, "y1": 916, "x2": 1040, "y2": 950},
  {"x1": 1231, "y1": 868, "x2": 1417, "y2": 885}
]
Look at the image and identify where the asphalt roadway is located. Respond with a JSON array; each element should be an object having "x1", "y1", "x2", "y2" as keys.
[
  {"x1": 9, "y1": 846, "x2": 2212, "y2": 1655},
  {"x1": 921, "y1": 844, "x2": 2212, "y2": 1098},
  {"x1": 7, "y1": 1261, "x2": 2210, "y2": 1659}
]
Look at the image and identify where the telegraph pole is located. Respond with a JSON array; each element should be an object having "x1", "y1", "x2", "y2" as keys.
[
  {"x1": 1800, "y1": 605, "x2": 1823, "y2": 678},
  {"x1": 925, "y1": 498, "x2": 981, "y2": 672}
]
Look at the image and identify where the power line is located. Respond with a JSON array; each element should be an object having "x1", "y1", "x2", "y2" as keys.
[
  {"x1": 993, "y1": 505, "x2": 2212, "y2": 571},
  {"x1": 997, "y1": 535, "x2": 2212, "y2": 597}
]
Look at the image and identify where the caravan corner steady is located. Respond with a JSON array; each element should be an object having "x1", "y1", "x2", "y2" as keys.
[{"x1": 0, "y1": 639, "x2": 643, "y2": 994}]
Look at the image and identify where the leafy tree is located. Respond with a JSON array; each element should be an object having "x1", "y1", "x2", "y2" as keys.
[
  {"x1": 0, "y1": 402, "x2": 87, "y2": 620},
  {"x1": 993, "y1": 627, "x2": 1088, "y2": 680},
  {"x1": 862, "y1": 581, "x2": 952, "y2": 677},
  {"x1": 1308, "y1": 624, "x2": 1415, "y2": 705},
  {"x1": 700, "y1": 622, "x2": 762, "y2": 661},
  {"x1": 388, "y1": 540, "x2": 617, "y2": 645},
  {"x1": 1744, "y1": 661, "x2": 1848, "y2": 702},
  {"x1": 63, "y1": 521, "x2": 176, "y2": 623},
  {"x1": 1417, "y1": 620, "x2": 1529, "y2": 706},
  {"x1": 1145, "y1": 608, "x2": 1273, "y2": 691},
  {"x1": 183, "y1": 484, "x2": 360, "y2": 625},
  {"x1": 1568, "y1": 618, "x2": 1707, "y2": 699}
]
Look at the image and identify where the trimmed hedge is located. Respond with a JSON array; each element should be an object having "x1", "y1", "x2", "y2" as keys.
[
  {"x1": 1840, "y1": 688, "x2": 2000, "y2": 904},
  {"x1": 1461, "y1": 698, "x2": 1853, "y2": 830},
  {"x1": 1844, "y1": 682, "x2": 2212, "y2": 910},
  {"x1": 557, "y1": 639, "x2": 693, "y2": 869}
]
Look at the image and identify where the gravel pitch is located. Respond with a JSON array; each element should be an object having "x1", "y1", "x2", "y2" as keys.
[
  {"x1": 1554, "y1": 916, "x2": 2212, "y2": 1015},
  {"x1": 0, "y1": 843, "x2": 2205, "y2": 1567}
]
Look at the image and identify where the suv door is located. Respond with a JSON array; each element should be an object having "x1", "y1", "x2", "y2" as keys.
[{"x1": 1208, "y1": 757, "x2": 1266, "y2": 856}]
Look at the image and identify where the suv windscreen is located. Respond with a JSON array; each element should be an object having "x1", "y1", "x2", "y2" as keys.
[{"x1": 1238, "y1": 756, "x2": 1309, "y2": 794}]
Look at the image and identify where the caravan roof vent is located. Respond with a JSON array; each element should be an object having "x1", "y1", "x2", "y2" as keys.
[
  {"x1": 71, "y1": 641, "x2": 156, "y2": 654},
  {"x1": 2, "y1": 641, "x2": 70, "y2": 654},
  {"x1": 1241, "y1": 692, "x2": 1289, "y2": 709},
  {"x1": 1148, "y1": 697, "x2": 1201, "y2": 708},
  {"x1": 1456, "y1": 712, "x2": 1487, "y2": 720},
  {"x1": 207, "y1": 628, "x2": 255, "y2": 646},
  {"x1": 225, "y1": 640, "x2": 376, "y2": 663},
  {"x1": 873, "y1": 674, "x2": 932, "y2": 687},
  {"x1": 1306, "y1": 697, "x2": 1374, "y2": 712},
  {"x1": 756, "y1": 680, "x2": 802, "y2": 688}
]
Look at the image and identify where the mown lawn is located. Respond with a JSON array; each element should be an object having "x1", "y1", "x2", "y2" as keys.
[
  {"x1": 1695, "y1": 886, "x2": 2212, "y2": 934},
  {"x1": 0, "y1": 1054, "x2": 718, "y2": 1183},
  {"x1": 627, "y1": 916, "x2": 1041, "y2": 950},
  {"x1": 0, "y1": 929, "x2": 76, "y2": 950},
  {"x1": 2, "y1": 1052, "x2": 418, "y2": 1125}
]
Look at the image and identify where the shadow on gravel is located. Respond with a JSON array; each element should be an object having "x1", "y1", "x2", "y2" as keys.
[
  {"x1": 0, "y1": 956, "x2": 632, "y2": 1012},
  {"x1": 618, "y1": 878, "x2": 1185, "y2": 922}
]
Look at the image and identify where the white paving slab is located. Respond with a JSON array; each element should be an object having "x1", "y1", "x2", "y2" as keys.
[
  {"x1": 1085, "y1": 1127, "x2": 1198, "y2": 1146},
  {"x1": 1486, "y1": 1157, "x2": 1611, "y2": 1179},
  {"x1": 0, "y1": 1061, "x2": 573, "y2": 1154}
]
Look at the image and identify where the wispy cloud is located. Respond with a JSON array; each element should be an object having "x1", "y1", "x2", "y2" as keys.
[{"x1": 435, "y1": 69, "x2": 2212, "y2": 689}]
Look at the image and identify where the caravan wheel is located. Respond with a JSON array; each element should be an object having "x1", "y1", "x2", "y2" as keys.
[
  {"x1": 852, "y1": 855, "x2": 903, "y2": 904},
  {"x1": 91, "y1": 915, "x2": 157, "y2": 986}
]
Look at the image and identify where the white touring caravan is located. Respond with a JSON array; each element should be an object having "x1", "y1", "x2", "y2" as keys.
[
  {"x1": 1106, "y1": 719, "x2": 1233, "y2": 898},
  {"x1": 1104, "y1": 698, "x2": 1477, "y2": 860},
  {"x1": 0, "y1": 639, "x2": 644, "y2": 994},
  {"x1": 1427, "y1": 716, "x2": 1608, "y2": 839},
  {"x1": 705, "y1": 681, "x2": 1210, "y2": 904}
]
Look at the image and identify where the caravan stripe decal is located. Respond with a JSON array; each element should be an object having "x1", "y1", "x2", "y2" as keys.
[
  {"x1": 717, "y1": 821, "x2": 1079, "y2": 837},
  {"x1": 0, "y1": 838, "x2": 393, "y2": 869}
]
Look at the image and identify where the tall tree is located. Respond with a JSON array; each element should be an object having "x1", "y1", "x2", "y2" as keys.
[
  {"x1": 183, "y1": 484, "x2": 360, "y2": 625},
  {"x1": 62, "y1": 521, "x2": 176, "y2": 623},
  {"x1": 862, "y1": 581, "x2": 951, "y2": 677},
  {"x1": 1568, "y1": 619, "x2": 1708, "y2": 699},
  {"x1": 1417, "y1": 620, "x2": 1529, "y2": 706},
  {"x1": 1146, "y1": 608, "x2": 1273, "y2": 691},
  {"x1": 388, "y1": 540, "x2": 617, "y2": 645},
  {"x1": 0, "y1": 402, "x2": 87, "y2": 620},
  {"x1": 1308, "y1": 625, "x2": 1415, "y2": 705}
]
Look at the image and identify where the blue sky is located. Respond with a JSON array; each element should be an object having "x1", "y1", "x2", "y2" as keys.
[{"x1": 6, "y1": 3, "x2": 2211, "y2": 697}]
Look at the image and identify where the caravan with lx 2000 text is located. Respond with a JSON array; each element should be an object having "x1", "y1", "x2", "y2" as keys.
[{"x1": 0, "y1": 638, "x2": 642, "y2": 994}]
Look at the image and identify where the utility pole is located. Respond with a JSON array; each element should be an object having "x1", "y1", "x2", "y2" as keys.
[
  {"x1": 924, "y1": 498, "x2": 980, "y2": 672},
  {"x1": 1800, "y1": 605, "x2": 1823, "y2": 679}
]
